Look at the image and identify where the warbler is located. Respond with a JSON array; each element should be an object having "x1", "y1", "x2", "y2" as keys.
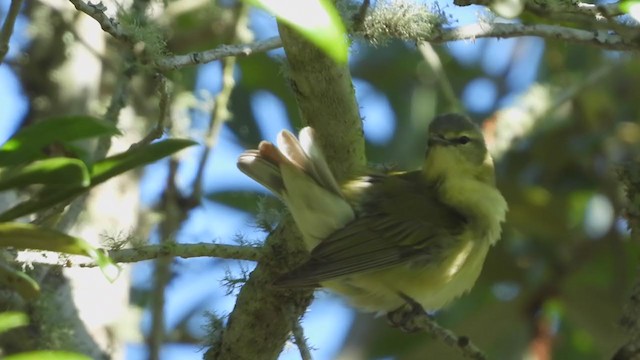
[{"x1": 237, "y1": 114, "x2": 507, "y2": 313}]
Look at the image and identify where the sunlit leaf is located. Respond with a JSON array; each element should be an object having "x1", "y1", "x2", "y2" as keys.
[
  {"x1": 0, "y1": 223, "x2": 120, "y2": 282},
  {"x1": 620, "y1": 0, "x2": 640, "y2": 22},
  {"x1": 0, "y1": 312, "x2": 28, "y2": 333},
  {"x1": 0, "y1": 263, "x2": 40, "y2": 300},
  {"x1": 244, "y1": 0, "x2": 348, "y2": 63},
  {"x1": 3, "y1": 351, "x2": 91, "y2": 360},
  {"x1": 0, "y1": 116, "x2": 121, "y2": 167},
  {"x1": 0, "y1": 158, "x2": 90, "y2": 192}
]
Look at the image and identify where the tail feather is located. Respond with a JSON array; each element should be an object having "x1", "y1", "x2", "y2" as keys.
[
  {"x1": 237, "y1": 148, "x2": 284, "y2": 195},
  {"x1": 238, "y1": 127, "x2": 342, "y2": 197},
  {"x1": 237, "y1": 127, "x2": 355, "y2": 246},
  {"x1": 298, "y1": 128, "x2": 342, "y2": 196}
]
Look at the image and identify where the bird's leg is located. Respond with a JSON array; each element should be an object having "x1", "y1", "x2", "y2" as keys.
[{"x1": 386, "y1": 292, "x2": 432, "y2": 332}]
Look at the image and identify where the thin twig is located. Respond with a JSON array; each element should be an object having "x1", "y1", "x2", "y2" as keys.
[
  {"x1": 156, "y1": 36, "x2": 282, "y2": 70},
  {"x1": 130, "y1": 74, "x2": 171, "y2": 148},
  {"x1": 149, "y1": 158, "x2": 180, "y2": 360},
  {"x1": 0, "y1": 0, "x2": 24, "y2": 63},
  {"x1": 191, "y1": 4, "x2": 246, "y2": 200},
  {"x1": 454, "y1": 0, "x2": 625, "y2": 19},
  {"x1": 388, "y1": 294, "x2": 486, "y2": 359},
  {"x1": 92, "y1": 243, "x2": 261, "y2": 265},
  {"x1": 192, "y1": 56, "x2": 236, "y2": 198},
  {"x1": 399, "y1": 311, "x2": 486, "y2": 360},
  {"x1": 417, "y1": 42, "x2": 463, "y2": 112},
  {"x1": 67, "y1": 0, "x2": 128, "y2": 42},
  {"x1": 430, "y1": 22, "x2": 632, "y2": 50},
  {"x1": 291, "y1": 320, "x2": 312, "y2": 360},
  {"x1": 96, "y1": 67, "x2": 131, "y2": 157},
  {"x1": 15, "y1": 243, "x2": 262, "y2": 267}
]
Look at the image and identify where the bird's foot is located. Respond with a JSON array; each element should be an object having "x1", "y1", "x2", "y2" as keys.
[{"x1": 386, "y1": 292, "x2": 432, "y2": 332}]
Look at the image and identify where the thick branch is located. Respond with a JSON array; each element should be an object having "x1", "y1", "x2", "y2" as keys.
[
  {"x1": 206, "y1": 220, "x2": 314, "y2": 360},
  {"x1": 208, "y1": 21, "x2": 366, "y2": 360},
  {"x1": 277, "y1": 24, "x2": 366, "y2": 179}
]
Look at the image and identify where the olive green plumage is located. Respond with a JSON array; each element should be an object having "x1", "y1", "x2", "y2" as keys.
[{"x1": 237, "y1": 114, "x2": 507, "y2": 312}]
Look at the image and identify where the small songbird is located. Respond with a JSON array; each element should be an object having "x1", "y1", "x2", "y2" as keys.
[{"x1": 237, "y1": 114, "x2": 507, "y2": 313}]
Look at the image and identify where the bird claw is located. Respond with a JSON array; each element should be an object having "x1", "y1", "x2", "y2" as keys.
[{"x1": 386, "y1": 293, "x2": 431, "y2": 332}]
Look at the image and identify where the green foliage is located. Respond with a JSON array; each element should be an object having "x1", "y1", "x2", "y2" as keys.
[
  {"x1": 619, "y1": 0, "x2": 640, "y2": 22},
  {"x1": 0, "y1": 138, "x2": 196, "y2": 222},
  {"x1": 243, "y1": 0, "x2": 348, "y2": 63},
  {"x1": 0, "y1": 115, "x2": 196, "y2": 298},
  {"x1": 0, "y1": 312, "x2": 28, "y2": 334},
  {"x1": 0, "y1": 158, "x2": 90, "y2": 191},
  {"x1": 0, "y1": 262, "x2": 40, "y2": 300},
  {"x1": 3, "y1": 351, "x2": 91, "y2": 360},
  {"x1": 0, "y1": 116, "x2": 120, "y2": 167},
  {"x1": 0, "y1": 312, "x2": 90, "y2": 359}
]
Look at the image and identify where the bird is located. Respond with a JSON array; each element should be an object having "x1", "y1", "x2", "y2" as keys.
[{"x1": 237, "y1": 113, "x2": 507, "y2": 314}]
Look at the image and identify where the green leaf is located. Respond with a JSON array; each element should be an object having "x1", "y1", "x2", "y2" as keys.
[
  {"x1": 0, "y1": 187, "x2": 82, "y2": 222},
  {"x1": 90, "y1": 138, "x2": 197, "y2": 185},
  {"x1": 0, "y1": 116, "x2": 121, "y2": 167},
  {"x1": 4, "y1": 351, "x2": 91, "y2": 360},
  {"x1": 0, "y1": 223, "x2": 120, "y2": 282},
  {"x1": 0, "y1": 158, "x2": 90, "y2": 192},
  {"x1": 244, "y1": 0, "x2": 348, "y2": 63},
  {"x1": 0, "y1": 263, "x2": 40, "y2": 300},
  {"x1": 620, "y1": 0, "x2": 640, "y2": 21},
  {"x1": 0, "y1": 312, "x2": 29, "y2": 333},
  {"x1": 0, "y1": 139, "x2": 197, "y2": 222}
]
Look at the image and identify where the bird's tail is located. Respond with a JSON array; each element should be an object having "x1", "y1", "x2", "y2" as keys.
[{"x1": 237, "y1": 127, "x2": 355, "y2": 247}]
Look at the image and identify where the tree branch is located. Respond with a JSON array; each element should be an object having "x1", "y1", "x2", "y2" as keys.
[
  {"x1": 430, "y1": 22, "x2": 633, "y2": 51},
  {"x1": 454, "y1": 0, "x2": 625, "y2": 20},
  {"x1": 205, "y1": 219, "x2": 314, "y2": 360},
  {"x1": 292, "y1": 320, "x2": 312, "y2": 360},
  {"x1": 155, "y1": 36, "x2": 282, "y2": 70},
  {"x1": 69, "y1": 0, "x2": 639, "y2": 75},
  {"x1": 67, "y1": 0, "x2": 128, "y2": 42},
  {"x1": 108, "y1": 243, "x2": 262, "y2": 264},
  {"x1": 403, "y1": 313, "x2": 486, "y2": 360},
  {"x1": 15, "y1": 243, "x2": 263, "y2": 268},
  {"x1": 207, "y1": 20, "x2": 366, "y2": 360}
]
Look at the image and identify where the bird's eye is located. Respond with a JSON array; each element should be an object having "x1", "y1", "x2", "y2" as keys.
[{"x1": 457, "y1": 136, "x2": 471, "y2": 145}]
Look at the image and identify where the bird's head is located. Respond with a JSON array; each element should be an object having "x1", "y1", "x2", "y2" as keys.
[{"x1": 423, "y1": 114, "x2": 494, "y2": 184}]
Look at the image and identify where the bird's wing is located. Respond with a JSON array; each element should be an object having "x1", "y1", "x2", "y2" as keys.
[{"x1": 275, "y1": 172, "x2": 467, "y2": 287}]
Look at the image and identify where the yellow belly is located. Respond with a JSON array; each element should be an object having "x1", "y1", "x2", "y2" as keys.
[{"x1": 322, "y1": 236, "x2": 490, "y2": 312}]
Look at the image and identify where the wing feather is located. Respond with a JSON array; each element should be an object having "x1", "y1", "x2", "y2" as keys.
[{"x1": 275, "y1": 172, "x2": 467, "y2": 287}]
